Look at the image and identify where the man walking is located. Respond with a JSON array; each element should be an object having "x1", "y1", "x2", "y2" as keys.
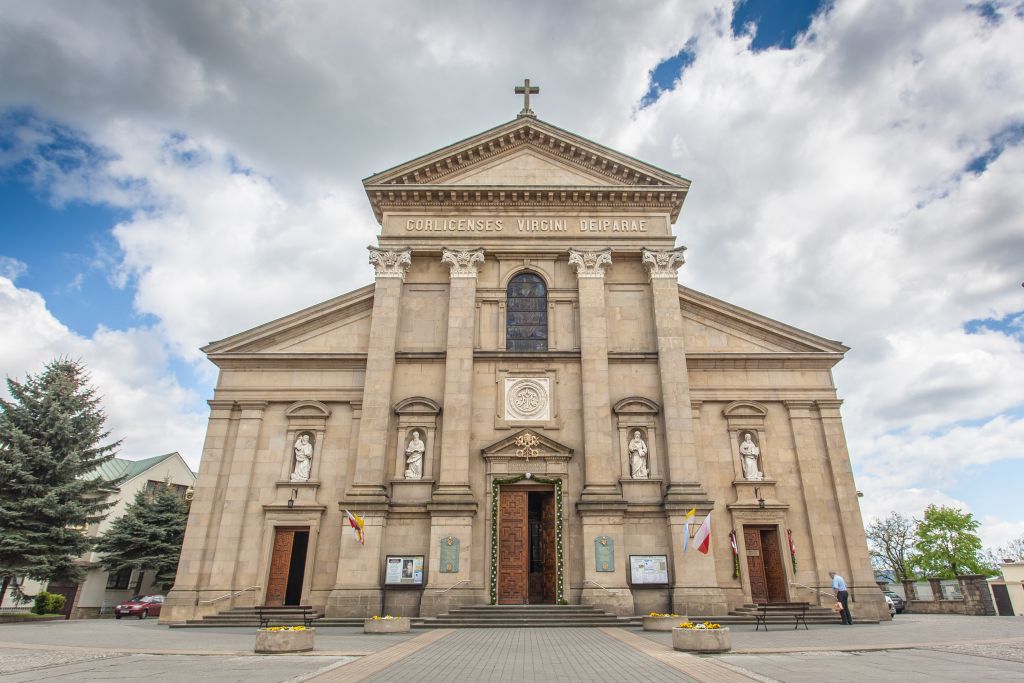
[{"x1": 830, "y1": 570, "x2": 852, "y2": 624}]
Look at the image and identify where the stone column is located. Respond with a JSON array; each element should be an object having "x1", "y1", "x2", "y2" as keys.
[
  {"x1": 421, "y1": 248, "x2": 484, "y2": 616},
  {"x1": 785, "y1": 401, "x2": 837, "y2": 586},
  {"x1": 160, "y1": 399, "x2": 236, "y2": 624},
  {"x1": 568, "y1": 248, "x2": 633, "y2": 615},
  {"x1": 642, "y1": 247, "x2": 724, "y2": 615},
  {"x1": 329, "y1": 246, "x2": 410, "y2": 617}
]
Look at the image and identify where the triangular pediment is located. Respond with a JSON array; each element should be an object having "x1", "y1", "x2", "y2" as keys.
[
  {"x1": 481, "y1": 429, "x2": 574, "y2": 460},
  {"x1": 363, "y1": 117, "x2": 690, "y2": 222},
  {"x1": 441, "y1": 147, "x2": 614, "y2": 187},
  {"x1": 202, "y1": 284, "x2": 374, "y2": 358},
  {"x1": 679, "y1": 286, "x2": 849, "y2": 355}
]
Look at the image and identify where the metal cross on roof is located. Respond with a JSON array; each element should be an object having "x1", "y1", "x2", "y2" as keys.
[{"x1": 514, "y1": 78, "x2": 539, "y2": 118}]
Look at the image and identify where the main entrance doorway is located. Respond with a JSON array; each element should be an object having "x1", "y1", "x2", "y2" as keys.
[
  {"x1": 265, "y1": 527, "x2": 309, "y2": 606},
  {"x1": 743, "y1": 525, "x2": 788, "y2": 604},
  {"x1": 498, "y1": 487, "x2": 556, "y2": 604}
]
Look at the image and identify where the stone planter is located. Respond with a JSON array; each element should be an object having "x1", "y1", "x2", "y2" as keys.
[
  {"x1": 642, "y1": 616, "x2": 686, "y2": 631},
  {"x1": 364, "y1": 617, "x2": 411, "y2": 634},
  {"x1": 672, "y1": 627, "x2": 731, "y2": 653},
  {"x1": 254, "y1": 628, "x2": 315, "y2": 654}
]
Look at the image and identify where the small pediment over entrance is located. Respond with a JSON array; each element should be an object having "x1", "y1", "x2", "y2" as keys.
[{"x1": 481, "y1": 430, "x2": 573, "y2": 479}]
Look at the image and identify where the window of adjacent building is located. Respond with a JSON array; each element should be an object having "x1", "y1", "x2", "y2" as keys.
[
  {"x1": 106, "y1": 567, "x2": 132, "y2": 590},
  {"x1": 506, "y1": 272, "x2": 548, "y2": 352},
  {"x1": 146, "y1": 480, "x2": 189, "y2": 498}
]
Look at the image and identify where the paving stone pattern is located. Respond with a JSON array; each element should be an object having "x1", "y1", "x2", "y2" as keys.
[
  {"x1": 360, "y1": 628, "x2": 699, "y2": 683},
  {"x1": 0, "y1": 647, "x2": 124, "y2": 675}
]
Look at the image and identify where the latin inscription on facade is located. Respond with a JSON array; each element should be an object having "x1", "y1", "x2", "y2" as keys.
[{"x1": 384, "y1": 214, "x2": 669, "y2": 236}]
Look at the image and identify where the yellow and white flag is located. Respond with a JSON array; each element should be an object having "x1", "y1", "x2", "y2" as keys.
[{"x1": 682, "y1": 508, "x2": 696, "y2": 553}]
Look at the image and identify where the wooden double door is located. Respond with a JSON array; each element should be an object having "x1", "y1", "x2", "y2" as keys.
[
  {"x1": 265, "y1": 526, "x2": 310, "y2": 606},
  {"x1": 497, "y1": 488, "x2": 556, "y2": 604},
  {"x1": 744, "y1": 525, "x2": 788, "y2": 604}
]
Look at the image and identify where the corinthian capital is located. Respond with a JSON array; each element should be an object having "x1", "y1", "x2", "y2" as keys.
[
  {"x1": 567, "y1": 248, "x2": 612, "y2": 279},
  {"x1": 367, "y1": 246, "x2": 412, "y2": 280},
  {"x1": 641, "y1": 246, "x2": 686, "y2": 280},
  {"x1": 441, "y1": 247, "x2": 485, "y2": 278}
]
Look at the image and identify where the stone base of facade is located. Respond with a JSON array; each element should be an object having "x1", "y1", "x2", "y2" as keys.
[
  {"x1": 69, "y1": 606, "x2": 100, "y2": 620},
  {"x1": 419, "y1": 587, "x2": 485, "y2": 617},
  {"x1": 159, "y1": 588, "x2": 237, "y2": 625},
  {"x1": 580, "y1": 586, "x2": 634, "y2": 616},
  {"x1": 670, "y1": 587, "x2": 728, "y2": 617},
  {"x1": 326, "y1": 587, "x2": 385, "y2": 618}
]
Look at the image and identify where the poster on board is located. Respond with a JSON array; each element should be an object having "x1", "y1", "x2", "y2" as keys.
[
  {"x1": 384, "y1": 555, "x2": 425, "y2": 586},
  {"x1": 628, "y1": 555, "x2": 669, "y2": 585}
]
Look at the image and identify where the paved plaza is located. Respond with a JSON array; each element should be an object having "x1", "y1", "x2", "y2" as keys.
[{"x1": 0, "y1": 614, "x2": 1021, "y2": 681}]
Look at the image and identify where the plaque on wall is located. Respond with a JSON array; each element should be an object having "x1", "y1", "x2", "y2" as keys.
[
  {"x1": 384, "y1": 555, "x2": 425, "y2": 586},
  {"x1": 439, "y1": 536, "x2": 460, "y2": 573},
  {"x1": 594, "y1": 536, "x2": 614, "y2": 572},
  {"x1": 629, "y1": 555, "x2": 669, "y2": 585}
]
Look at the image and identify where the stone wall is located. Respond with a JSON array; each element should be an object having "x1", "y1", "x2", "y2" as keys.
[{"x1": 904, "y1": 575, "x2": 996, "y2": 616}]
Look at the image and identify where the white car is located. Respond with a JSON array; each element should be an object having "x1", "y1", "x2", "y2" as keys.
[{"x1": 884, "y1": 595, "x2": 896, "y2": 617}]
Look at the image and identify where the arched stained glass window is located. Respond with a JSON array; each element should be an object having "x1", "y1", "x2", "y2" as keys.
[{"x1": 506, "y1": 272, "x2": 548, "y2": 352}]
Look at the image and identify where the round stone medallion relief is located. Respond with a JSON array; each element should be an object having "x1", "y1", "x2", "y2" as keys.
[{"x1": 506, "y1": 378, "x2": 550, "y2": 420}]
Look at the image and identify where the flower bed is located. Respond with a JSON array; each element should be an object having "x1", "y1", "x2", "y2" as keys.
[
  {"x1": 255, "y1": 626, "x2": 314, "y2": 653},
  {"x1": 642, "y1": 613, "x2": 686, "y2": 631},
  {"x1": 672, "y1": 622, "x2": 731, "y2": 653},
  {"x1": 364, "y1": 615, "x2": 411, "y2": 633}
]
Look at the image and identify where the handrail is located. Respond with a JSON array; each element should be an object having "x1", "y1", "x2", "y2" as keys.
[
  {"x1": 199, "y1": 585, "x2": 261, "y2": 605},
  {"x1": 584, "y1": 579, "x2": 619, "y2": 595},
  {"x1": 434, "y1": 579, "x2": 470, "y2": 594},
  {"x1": 790, "y1": 581, "x2": 833, "y2": 598}
]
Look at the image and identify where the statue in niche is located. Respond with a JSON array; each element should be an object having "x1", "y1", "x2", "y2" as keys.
[
  {"x1": 290, "y1": 433, "x2": 313, "y2": 482},
  {"x1": 628, "y1": 430, "x2": 649, "y2": 479},
  {"x1": 739, "y1": 432, "x2": 764, "y2": 481},
  {"x1": 404, "y1": 430, "x2": 425, "y2": 479}
]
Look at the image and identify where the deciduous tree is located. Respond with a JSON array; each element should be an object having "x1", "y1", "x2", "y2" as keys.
[
  {"x1": 911, "y1": 505, "x2": 991, "y2": 578},
  {"x1": 866, "y1": 511, "x2": 915, "y2": 581}
]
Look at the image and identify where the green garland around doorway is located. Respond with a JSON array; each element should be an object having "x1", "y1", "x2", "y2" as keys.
[{"x1": 488, "y1": 474, "x2": 564, "y2": 605}]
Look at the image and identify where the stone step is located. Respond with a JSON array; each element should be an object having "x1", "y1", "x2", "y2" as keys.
[{"x1": 415, "y1": 620, "x2": 641, "y2": 629}]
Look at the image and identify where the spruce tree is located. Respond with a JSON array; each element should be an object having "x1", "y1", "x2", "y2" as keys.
[
  {"x1": 94, "y1": 483, "x2": 189, "y2": 592},
  {"x1": 0, "y1": 359, "x2": 122, "y2": 603}
]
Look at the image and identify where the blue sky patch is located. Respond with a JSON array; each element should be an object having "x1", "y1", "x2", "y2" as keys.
[
  {"x1": 964, "y1": 310, "x2": 1024, "y2": 340},
  {"x1": 964, "y1": 121, "x2": 1024, "y2": 174},
  {"x1": 639, "y1": 39, "x2": 697, "y2": 109},
  {"x1": 732, "y1": 0, "x2": 831, "y2": 51}
]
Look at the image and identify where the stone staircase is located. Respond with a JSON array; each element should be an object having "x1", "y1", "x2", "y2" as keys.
[
  {"x1": 170, "y1": 605, "x2": 326, "y2": 628},
  {"x1": 415, "y1": 604, "x2": 642, "y2": 628},
  {"x1": 711, "y1": 601, "x2": 858, "y2": 625}
]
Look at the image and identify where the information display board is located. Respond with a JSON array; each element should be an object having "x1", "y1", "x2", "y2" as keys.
[
  {"x1": 628, "y1": 555, "x2": 669, "y2": 585},
  {"x1": 384, "y1": 555, "x2": 425, "y2": 586}
]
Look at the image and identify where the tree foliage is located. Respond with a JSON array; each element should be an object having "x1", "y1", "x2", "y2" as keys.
[
  {"x1": 94, "y1": 483, "x2": 189, "y2": 591},
  {"x1": 911, "y1": 504, "x2": 992, "y2": 578},
  {"x1": 866, "y1": 511, "x2": 915, "y2": 581},
  {"x1": 0, "y1": 359, "x2": 122, "y2": 598}
]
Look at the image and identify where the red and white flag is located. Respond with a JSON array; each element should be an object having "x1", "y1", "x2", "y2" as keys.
[
  {"x1": 693, "y1": 511, "x2": 712, "y2": 554},
  {"x1": 730, "y1": 530, "x2": 738, "y2": 556}
]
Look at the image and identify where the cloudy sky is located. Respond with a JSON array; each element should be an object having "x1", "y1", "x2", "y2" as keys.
[{"x1": 1, "y1": 0, "x2": 1021, "y2": 549}]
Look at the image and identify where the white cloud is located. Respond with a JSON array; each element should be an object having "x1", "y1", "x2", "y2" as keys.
[
  {"x1": 0, "y1": 256, "x2": 27, "y2": 282},
  {"x1": 0, "y1": 276, "x2": 206, "y2": 466}
]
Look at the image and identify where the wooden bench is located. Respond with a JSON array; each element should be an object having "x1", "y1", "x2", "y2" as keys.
[
  {"x1": 793, "y1": 603, "x2": 809, "y2": 630},
  {"x1": 255, "y1": 606, "x2": 315, "y2": 629},
  {"x1": 754, "y1": 603, "x2": 768, "y2": 631}
]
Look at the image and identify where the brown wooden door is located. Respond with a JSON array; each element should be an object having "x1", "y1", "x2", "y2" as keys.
[
  {"x1": 744, "y1": 526, "x2": 768, "y2": 604},
  {"x1": 265, "y1": 528, "x2": 296, "y2": 606},
  {"x1": 498, "y1": 489, "x2": 528, "y2": 604},
  {"x1": 540, "y1": 492, "x2": 557, "y2": 604},
  {"x1": 760, "y1": 528, "x2": 788, "y2": 603}
]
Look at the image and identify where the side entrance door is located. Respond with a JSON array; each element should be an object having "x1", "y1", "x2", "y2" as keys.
[
  {"x1": 744, "y1": 525, "x2": 788, "y2": 604},
  {"x1": 265, "y1": 527, "x2": 310, "y2": 606}
]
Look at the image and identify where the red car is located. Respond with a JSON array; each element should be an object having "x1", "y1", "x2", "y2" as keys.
[{"x1": 114, "y1": 594, "x2": 164, "y2": 619}]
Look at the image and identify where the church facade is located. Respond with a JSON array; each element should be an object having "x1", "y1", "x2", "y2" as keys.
[{"x1": 162, "y1": 105, "x2": 885, "y2": 623}]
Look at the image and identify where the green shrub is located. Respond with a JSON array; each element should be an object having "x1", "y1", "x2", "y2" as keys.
[{"x1": 31, "y1": 591, "x2": 66, "y2": 615}]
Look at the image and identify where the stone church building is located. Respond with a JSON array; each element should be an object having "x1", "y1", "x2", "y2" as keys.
[{"x1": 162, "y1": 95, "x2": 885, "y2": 623}]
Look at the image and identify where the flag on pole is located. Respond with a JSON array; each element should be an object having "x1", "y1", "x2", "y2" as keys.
[
  {"x1": 344, "y1": 509, "x2": 365, "y2": 545},
  {"x1": 682, "y1": 508, "x2": 696, "y2": 553},
  {"x1": 693, "y1": 511, "x2": 712, "y2": 554},
  {"x1": 729, "y1": 529, "x2": 740, "y2": 578}
]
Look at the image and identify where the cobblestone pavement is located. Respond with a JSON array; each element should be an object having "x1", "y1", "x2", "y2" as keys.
[
  {"x1": 358, "y1": 628, "x2": 700, "y2": 683},
  {"x1": 0, "y1": 647, "x2": 124, "y2": 675}
]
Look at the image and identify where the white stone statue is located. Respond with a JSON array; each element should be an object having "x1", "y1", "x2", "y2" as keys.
[
  {"x1": 739, "y1": 432, "x2": 763, "y2": 481},
  {"x1": 404, "y1": 430, "x2": 425, "y2": 479},
  {"x1": 628, "y1": 430, "x2": 649, "y2": 479},
  {"x1": 290, "y1": 433, "x2": 313, "y2": 482}
]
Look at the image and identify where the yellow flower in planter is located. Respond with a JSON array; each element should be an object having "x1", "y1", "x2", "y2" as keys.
[
  {"x1": 678, "y1": 621, "x2": 721, "y2": 629},
  {"x1": 648, "y1": 612, "x2": 680, "y2": 617},
  {"x1": 260, "y1": 625, "x2": 308, "y2": 632}
]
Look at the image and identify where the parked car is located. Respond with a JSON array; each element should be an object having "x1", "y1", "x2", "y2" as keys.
[
  {"x1": 884, "y1": 594, "x2": 896, "y2": 617},
  {"x1": 884, "y1": 590, "x2": 906, "y2": 614},
  {"x1": 114, "y1": 595, "x2": 164, "y2": 619}
]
